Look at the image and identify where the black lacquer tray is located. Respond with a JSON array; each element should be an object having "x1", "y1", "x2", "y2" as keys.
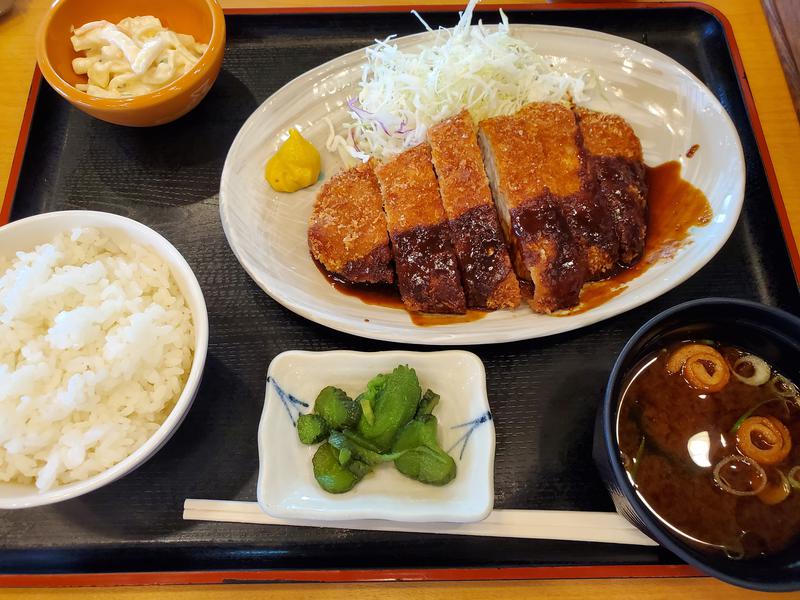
[{"x1": 1, "y1": 3, "x2": 798, "y2": 583}]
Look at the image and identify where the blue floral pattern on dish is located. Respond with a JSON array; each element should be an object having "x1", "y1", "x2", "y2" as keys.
[
  {"x1": 267, "y1": 376, "x2": 309, "y2": 427},
  {"x1": 448, "y1": 411, "x2": 493, "y2": 460},
  {"x1": 270, "y1": 376, "x2": 491, "y2": 459}
]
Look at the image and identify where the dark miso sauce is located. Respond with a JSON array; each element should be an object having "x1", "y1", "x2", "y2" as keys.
[
  {"x1": 563, "y1": 161, "x2": 712, "y2": 315},
  {"x1": 617, "y1": 341, "x2": 800, "y2": 559},
  {"x1": 318, "y1": 160, "x2": 709, "y2": 321},
  {"x1": 314, "y1": 263, "x2": 487, "y2": 326}
]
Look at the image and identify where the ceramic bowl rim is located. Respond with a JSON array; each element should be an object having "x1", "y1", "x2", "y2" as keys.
[
  {"x1": 601, "y1": 297, "x2": 800, "y2": 591},
  {"x1": 0, "y1": 210, "x2": 209, "y2": 509},
  {"x1": 35, "y1": 0, "x2": 226, "y2": 113}
]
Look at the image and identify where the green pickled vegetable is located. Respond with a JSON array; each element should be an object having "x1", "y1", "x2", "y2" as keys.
[
  {"x1": 355, "y1": 392, "x2": 375, "y2": 426},
  {"x1": 296, "y1": 413, "x2": 329, "y2": 445},
  {"x1": 341, "y1": 429, "x2": 382, "y2": 453},
  {"x1": 314, "y1": 386, "x2": 362, "y2": 430},
  {"x1": 328, "y1": 430, "x2": 405, "y2": 465},
  {"x1": 312, "y1": 442, "x2": 362, "y2": 494},
  {"x1": 347, "y1": 460, "x2": 372, "y2": 479},
  {"x1": 338, "y1": 447, "x2": 352, "y2": 465},
  {"x1": 416, "y1": 389, "x2": 440, "y2": 418},
  {"x1": 303, "y1": 367, "x2": 457, "y2": 494},
  {"x1": 357, "y1": 365, "x2": 422, "y2": 451},
  {"x1": 392, "y1": 415, "x2": 457, "y2": 486}
]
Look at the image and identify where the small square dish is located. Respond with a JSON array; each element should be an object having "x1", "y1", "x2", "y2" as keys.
[{"x1": 257, "y1": 350, "x2": 495, "y2": 523}]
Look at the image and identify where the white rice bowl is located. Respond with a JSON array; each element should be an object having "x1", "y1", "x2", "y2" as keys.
[{"x1": 0, "y1": 214, "x2": 205, "y2": 505}]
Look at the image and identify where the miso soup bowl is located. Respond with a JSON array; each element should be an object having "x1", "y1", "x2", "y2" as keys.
[{"x1": 594, "y1": 298, "x2": 800, "y2": 592}]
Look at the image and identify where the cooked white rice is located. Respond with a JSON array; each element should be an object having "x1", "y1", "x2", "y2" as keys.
[{"x1": 0, "y1": 227, "x2": 194, "y2": 491}]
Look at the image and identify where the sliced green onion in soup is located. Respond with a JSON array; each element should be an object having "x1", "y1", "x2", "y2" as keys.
[
  {"x1": 729, "y1": 396, "x2": 794, "y2": 433},
  {"x1": 769, "y1": 374, "x2": 800, "y2": 400},
  {"x1": 713, "y1": 455, "x2": 767, "y2": 496},
  {"x1": 789, "y1": 466, "x2": 800, "y2": 490},
  {"x1": 630, "y1": 437, "x2": 646, "y2": 481},
  {"x1": 731, "y1": 355, "x2": 771, "y2": 386}
]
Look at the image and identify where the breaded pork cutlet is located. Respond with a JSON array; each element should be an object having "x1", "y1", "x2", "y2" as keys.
[
  {"x1": 478, "y1": 103, "x2": 587, "y2": 313},
  {"x1": 308, "y1": 161, "x2": 393, "y2": 284},
  {"x1": 428, "y1": 110, "x2": 521, "y2": 310},
  {"x1": 517, "y1": 103, "x2": 619, "y2": 282},
  {"x1": 374, "y1": 144, "x2": 467, "y2": 314},
  {"x1": 575, "y1": 107, "x2": 647, "y2": 265}
]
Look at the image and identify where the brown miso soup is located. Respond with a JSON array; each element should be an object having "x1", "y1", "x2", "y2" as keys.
[{"x1": 617, "y1": 341, "x2": 800, "y2": 559}]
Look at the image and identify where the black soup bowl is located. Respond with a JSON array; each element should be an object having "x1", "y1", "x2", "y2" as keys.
[{"x1": 594, "y1": 298, "x2": 800, "y2": 591}]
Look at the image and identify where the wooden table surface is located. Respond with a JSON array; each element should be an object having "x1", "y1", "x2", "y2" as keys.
[{"x1": 1, "y1": 0, "x2": 799, "y2": 598}]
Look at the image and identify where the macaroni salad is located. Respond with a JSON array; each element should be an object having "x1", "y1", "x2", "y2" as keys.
[{"x1": 70, "y1": 16, "x2": 208, "y2": 98}]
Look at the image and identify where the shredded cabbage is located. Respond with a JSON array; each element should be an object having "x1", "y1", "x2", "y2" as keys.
[{"x1": 327, "y1": 0, "x2": 595, "y2": 164}]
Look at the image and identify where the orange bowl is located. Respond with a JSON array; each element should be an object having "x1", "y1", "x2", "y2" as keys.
[{"x1": 36, "y1": 0, "x2": 225, "y2": 127}]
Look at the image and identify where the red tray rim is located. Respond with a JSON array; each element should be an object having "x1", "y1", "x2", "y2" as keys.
[
  {"x1": 0, "y1": 565, "x2": 701, "y2": 587},
  {"x1": 0, "y1": 0, "x2": 794, "y2": 587}
]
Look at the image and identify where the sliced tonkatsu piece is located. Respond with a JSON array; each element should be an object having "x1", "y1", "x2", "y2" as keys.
[
  {"x1": 428, "y1": 109, "x2": 520, "y2": 310},
  {"x1": 518, "y1": 103, "x2": 619, "y2": 282},
  {"x1": 308, "y1": 161, "x2": 394, "y2": 284},
  {"x1": 575, "y1": 107, "x2": 648, "y2": 266},
  {"x1": 477, "y1": 102, "x2": 586, "y2": 313},
  {"x1": 374, "y1": 144, "x2": 467, "y2": 314}
]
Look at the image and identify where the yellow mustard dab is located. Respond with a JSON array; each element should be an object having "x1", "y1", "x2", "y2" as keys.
[{"x1": 265, "y1": 128, "x2": 321, "y2": 192}]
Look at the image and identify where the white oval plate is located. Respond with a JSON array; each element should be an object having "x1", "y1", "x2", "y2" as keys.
[
  {"x1": 257, "y1": 350, "x2": 494, "y2": 523},
  {"x1": 220, "y1": 24, "x2": 745, "y2": 345}
]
